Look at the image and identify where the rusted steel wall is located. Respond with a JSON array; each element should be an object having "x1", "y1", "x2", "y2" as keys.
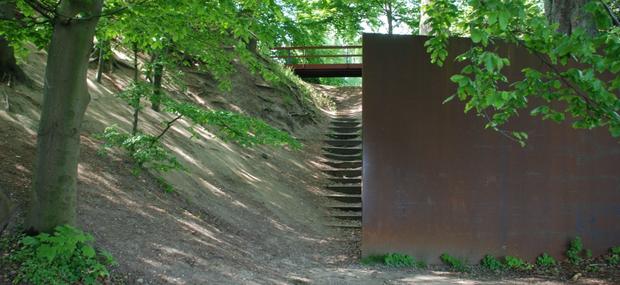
[{"x1": 362, "y1": 34, "x2": 620, "y2": 264}]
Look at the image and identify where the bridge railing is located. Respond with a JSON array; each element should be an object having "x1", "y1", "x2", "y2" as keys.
[{"x1": 270, "y1": 45, "x2": 362, "y2": 65}]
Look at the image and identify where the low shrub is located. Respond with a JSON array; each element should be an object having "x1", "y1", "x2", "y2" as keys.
[{"x1": 11, "y1": 225, "x2": 116, "y2": 285}]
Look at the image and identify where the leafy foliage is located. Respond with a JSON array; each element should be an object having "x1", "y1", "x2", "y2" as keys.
[
  {"x1": 162, "y1": 98, "x2": 301, "y2": 149},
  {"x1": 440, "y1": 253, "x2": 467, "y2": 271},
  {"x1": 97, "y1": 125, "x2": 184, "y2": 173},
  {"x1": 11, "y1": 225, "x2": 116, "y2": 285},
  {"x1": 361, "y1": 253, "x2": 425, "y2": 268},
  {"x1": 504, "y1": 256, "x2": 533, "y2": 270},
  {"x1": 607, "y1": 246, "x2": 620, "y2": 266},
  {"x1": 425, "y1": 0, "x2": 620, "y2": 144},
  {"x1": 536, "y1": 253, "x2": 556, "y2": 267},
  {"x1": 480, "y1": 254, "x2": 504, "y2": 271},
  {"x1": 566, "y1": 236, "x2": 589, "y2": 265}
]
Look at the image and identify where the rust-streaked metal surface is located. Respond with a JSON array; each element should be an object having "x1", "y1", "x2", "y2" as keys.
[{"x1": 362, "y1": 34, "x2": 620, "y2": 264}]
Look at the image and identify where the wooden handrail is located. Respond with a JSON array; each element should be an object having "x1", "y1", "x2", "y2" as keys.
[
  {"x1": 271, "y1": 54, "x2": 363, "y2": 59},
  {"x1": 271, "y1": 45, "x2": 362, "y2": 50}
]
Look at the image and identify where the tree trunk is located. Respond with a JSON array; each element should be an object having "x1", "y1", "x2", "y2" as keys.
[
  {"x1": 151, "y1": 53, "x2": 164, "y2": 112},
  {"x1": 96, "y1": 44, "x2": 104, "y2": 83},
  {"x1": 132, "y1": 45, "x2": 140, "y2": 135},
  {"x1": 247, "y1": 37, "x2": 258, "y2": 53},
  {"x1": 544, "y1": 0, "x2": 597, "y2": 35},
  {"x1": 0, "y1": 0, "x2": 27, "y2": 83},
  {"x1": 386, "y1": 2, "x2": 394, "y2": 35},
  {"x1": 0, "y1": 187, "x2": 10, "y2": 233},
  {"x1": 419, "y1": 0, "x2": 432, "y2": 35},
  {"x1": 28, "y1": 0, "x2": 103, "y2": 233}
]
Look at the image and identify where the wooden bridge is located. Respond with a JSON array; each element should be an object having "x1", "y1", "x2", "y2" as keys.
[{"x1": 270, "y1": 46, "x2": 362, "y2": 78}]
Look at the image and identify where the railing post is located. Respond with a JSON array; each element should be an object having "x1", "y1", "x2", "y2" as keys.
[{"x1": 287, "y1": 49, "x2": 292, "y2": 65}]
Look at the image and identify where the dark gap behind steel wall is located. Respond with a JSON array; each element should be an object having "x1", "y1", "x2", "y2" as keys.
[{"x1": 361, "y1": 33, "x2": 620, "y2": 264}]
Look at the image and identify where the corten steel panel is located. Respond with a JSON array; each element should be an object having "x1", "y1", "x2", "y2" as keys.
[{"x1": 362, "y1": 34, "x2": 620, "y2": 264}]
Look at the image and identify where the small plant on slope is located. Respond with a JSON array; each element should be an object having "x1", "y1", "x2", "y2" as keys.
[
  {"x1": 607, "y1": 246, "x2": 620, "y2": 266},
  {"x1": 536, "y1": 253, "x2": 556, "y2": 267},
  {"x1": 384, "y1": 253, "x2": 415, "y2": 268},
  {"x1": 440, "y1": 253, "x2": 467, "y2": 271},
  {"x1": 11, "y1": 225, "x2": 116, "y2": 285},
  {"x1": 361, "y1": 253, "x2": 425, "y2": 268},
  {"x1": 566, "y1": 236, "x2": 590, "y2": 265},
  {"x1": 480, "y1": 254, "x2": 504, "y2": 271},
  {"x1": 504, "y1": 256, "x2": 533, "y2": 270}
]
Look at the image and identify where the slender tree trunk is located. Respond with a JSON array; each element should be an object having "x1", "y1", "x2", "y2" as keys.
[
  {"x1": 247, "y1": 37, "x2": 258, "y2": 53},
  {"x1": 0, "y1": 187, "x2": 10, "y2": 233},
  {"x1": 151, "y1": 53, "x2": 164, "y2": 112},
  {"x1": 386, "y1": 2, "x2": 394, "y2": 35},
  {"x1": 96, "y1": 43, "x2": 105, "y2": 83},
  {"x1": 544, "y1": 0, "x2": 597, "y2": 35},
  {"x1": 28, "y1": 0, "x2": 104, "y2": 233},
  {"x1": 132, "y1": 44, "x2": 140, "y2": 135},
  {"x1": 419, "y1": 0, "x2": 432, "y2": 35}
]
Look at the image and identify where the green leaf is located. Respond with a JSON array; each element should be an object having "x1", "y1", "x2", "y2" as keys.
[
  {"x1": 82, "y1": 246, "x2": 96, "y2": 258},
  {"x1": 471, "y1": 28, "x2": 483, "y2": 43}
]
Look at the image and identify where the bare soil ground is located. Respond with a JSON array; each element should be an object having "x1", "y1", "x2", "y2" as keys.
[{"x1": 0, "y1": 49, "x2": 618, "y2": 285}]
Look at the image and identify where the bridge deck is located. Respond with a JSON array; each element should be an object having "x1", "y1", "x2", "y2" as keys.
[{"x1": 288, "y1": 63, "x2": 362, "y2": 78}]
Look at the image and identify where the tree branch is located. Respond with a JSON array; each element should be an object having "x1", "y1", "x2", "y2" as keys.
[{"x1": 152, "y1": 114, "x2": 183, "y2": 144}]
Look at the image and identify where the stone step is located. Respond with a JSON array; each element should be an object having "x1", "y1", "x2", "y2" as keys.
[
  {"x1": 323, "y1": 169, "x2": 362, "y2": 178},
  {"x1": 322, "y1": 147, "x2": 362, "y2": 155},
  {"x1": 327, "y1": 177, "x2": 362, "y2": 184},
  {"x1": 326, "y1": 133, "x2": 360, "y2": 140},
  {"x1": 329, "y1": 211, "x2": 362, "y2": 221},
  {"x1": 324, "y1": 193, "x2": 362, "y2": 203},
  {"x1": 328, "y1": 211, "x2": 362, "y2": 221},
  {"x1": 326, "y1": 220, "x2": 362, "y2": 229},
  {"x1": 323, "y1": 153, "x2": 363, "y2": 162},
  {"x1": 325, "y1": 203, "x2": 362, "y2": 212},
  {"x1": 329, "y1": 126, "x2": 362, "y2": 133},
  {"x1": 326, "y1": 184, "x2": 362, "y2": 194},
  {"x1": 330, "y1": 117, "x2": 360, "y2": 122},
  {"x1": 323, "y1": 160, "x2": 362, "y2": 169},
  {"x1": 330, "y1": 121, "x2": 361, "y2": 128},
  {"x1": 324, "y1": 140, "x2": 362, "y2": 147}
]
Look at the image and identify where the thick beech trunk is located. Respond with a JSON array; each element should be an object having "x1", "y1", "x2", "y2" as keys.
[
  {"x1": 545, "y1": 0, "x2": 597, "y2": 35},
  {"x1": 28, "y1": 0, "x2": 103, "y2": 233}
]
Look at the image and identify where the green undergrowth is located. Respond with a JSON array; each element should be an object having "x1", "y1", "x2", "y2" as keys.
[
  {"x1": 7, "y1": 225, "x2": 116, "y2": 285},
  {"x1": 440, "y1": 253, "x2": 468, "y2": 272},
  {"x1": 361, "y1": 253, "x2": 426, "y2": 268},
  {"x1": 265, "y1": 63, "x2": 336, "y2": 112}
]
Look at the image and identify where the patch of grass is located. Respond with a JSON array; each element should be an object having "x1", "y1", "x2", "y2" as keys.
[
  {"x1": 440, "y1": 253, "x2": 467, "y2": 271},
  {"x1": 504, "y1": 256, "x2": 533, "y2": 270},
  {"x1": 536, "y1": 253, "x2": 556, "y2": 267},
  {"x1": 361, "y1": 253, "x2": 425, "y2": 268},
  {"x1": 10, "y1": 225, "x2": 116, "y2": 285},
  {"x1": 480, "y1": 254, "x2": 504, "y2": 271}
]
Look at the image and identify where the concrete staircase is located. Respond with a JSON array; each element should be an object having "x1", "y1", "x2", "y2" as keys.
[{"x1": 322, "y1": 117, "x2": 362, "y2": 228}]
